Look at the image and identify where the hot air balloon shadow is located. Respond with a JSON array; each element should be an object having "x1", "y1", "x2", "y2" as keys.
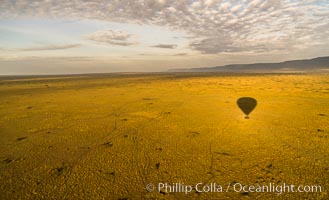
[{"x1": 237, "y1": 97, "x2": 257, "y2": 119}]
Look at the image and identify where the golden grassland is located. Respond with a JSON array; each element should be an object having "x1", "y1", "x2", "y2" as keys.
[{"x1": 0, "y1": 73, "x2": 328, "y2": 199}]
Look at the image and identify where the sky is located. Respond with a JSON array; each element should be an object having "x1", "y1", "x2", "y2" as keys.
[{"x1": 0, "y1": 0, "x2": 329, "y2": 75}]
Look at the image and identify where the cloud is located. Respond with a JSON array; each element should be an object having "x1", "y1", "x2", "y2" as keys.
[
  {"x1": 0, "y1": 55, "x2": 19, "y2": 61},
  {"x1": 18, "y1": 44, "x2": 82, "y2": 51},
  {"x1": 220, "y1": 2, "x2": 231, "y2": 11},
  {"x1": 231, "y1": 5, "x2": 242, "y2": 13},
  {"x1": 84, "y1": 29, "x2": 136, "y2": 46},
  {"x1": 151, "y1": 44, "x2": 177, "y2": 49},
  {"x1": 173, "y1": 53, "x2": 188, "y2": 56},
  {"x1": 0, "y1": 0, "x2": 328, "y2": 54},
  {"x1": 0, "y1": 56, "x2": 98, "y2": 62}
]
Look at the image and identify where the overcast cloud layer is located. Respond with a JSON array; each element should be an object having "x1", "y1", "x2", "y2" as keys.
[
  {"x1": 0, "y1": 0, "x2": 329, "y2": 74},
  {"x1": 1, "y1": 0, "x2": 328, "y2": 54}
]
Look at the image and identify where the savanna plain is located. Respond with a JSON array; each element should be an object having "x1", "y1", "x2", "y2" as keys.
[{"x1": 0, "y1": 73, "x2": 328, "y2": 199}]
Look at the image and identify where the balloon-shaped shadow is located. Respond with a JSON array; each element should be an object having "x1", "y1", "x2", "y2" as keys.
[{"x1": 237, "y1": 97, "x2": 257, "y2": 119}]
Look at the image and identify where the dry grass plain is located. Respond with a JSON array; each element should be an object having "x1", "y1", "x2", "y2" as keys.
[{"x1": 0, "y1": 73, "x2": 328, "y2": 199}]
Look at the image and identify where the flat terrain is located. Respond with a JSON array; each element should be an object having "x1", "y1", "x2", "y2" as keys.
[{"x1": 0, "y1": 73, "x2": 328, "y2": 199}]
